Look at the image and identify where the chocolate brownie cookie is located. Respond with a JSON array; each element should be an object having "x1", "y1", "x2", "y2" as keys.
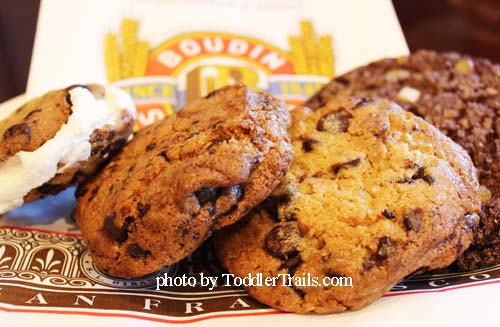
[
  {"x1": 215, "y1": 97, "x2": 481, "y2": 313},
  {"x1": 0, "y1": 84, "x2": 136, "y2": 214},
  {"x1": 76, "y1": 84, "x2": 293, "y2": 278},
  {"x1": 306, "y1": 50, "x2": 500, "y2": 271}
]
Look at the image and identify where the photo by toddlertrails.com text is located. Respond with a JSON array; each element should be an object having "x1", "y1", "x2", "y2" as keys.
[{"x1": 156, "y1": 272, "x2": 354, "y2": 291}]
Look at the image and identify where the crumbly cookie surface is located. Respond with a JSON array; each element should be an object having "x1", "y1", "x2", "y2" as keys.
[
  {"x1": 76, "y1": 84, "x2": 293, "y2": 278},
  {"x1": 215, "y1": 97, "x2": 481, "y2": 313},
  {"x1": 0, "y1": 84, "x2": 134, "y2": 204},
  {"x1": 305, "y1": 50, "x2": 500, "y2": 270}
]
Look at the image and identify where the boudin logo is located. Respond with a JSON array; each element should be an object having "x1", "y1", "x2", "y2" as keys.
[
  {"x1": 104, "y1": 18, "x2": 335, "y2": 130},
  {"x1": 148, "y1": 33, "x2": 295, "y2": 75}
]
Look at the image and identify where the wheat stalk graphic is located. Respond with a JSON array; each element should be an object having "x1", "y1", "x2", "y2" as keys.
[
  {"x1": 104, "y1": 18, "x2": 150, "y2": 82},
  {"x1": 105, "y1": 19, "x2": 334, "y2": 81},
  {"x1": 289, "y1": 20, "x2": 335, "y2": 77}
]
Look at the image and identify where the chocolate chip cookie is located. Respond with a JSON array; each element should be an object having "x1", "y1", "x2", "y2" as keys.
[
  {"x1": 0, "y1": 84, "x2": 136, "y2": 214},
  {"x1": 215, "y1": 96, "x2": 481, "y2": 313},
  {"x1": 306, "y1": 50, "x2": 500, "y2": 271},
  {"x1": 76, "y1": 84, "x2": 293, "y2": 278}
]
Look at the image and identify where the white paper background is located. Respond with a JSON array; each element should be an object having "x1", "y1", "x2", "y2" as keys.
[{"x1": 27, "y1": 0, "x2": 408, "y2": 96}]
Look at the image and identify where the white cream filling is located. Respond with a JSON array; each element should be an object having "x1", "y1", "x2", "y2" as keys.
[{"x1": 0, "y1": 86, "x2": 136, "y2": 214}]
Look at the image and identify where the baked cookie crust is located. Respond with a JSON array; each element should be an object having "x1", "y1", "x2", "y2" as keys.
[{"x1": 215, "y1": 96, "x2": 480, "y2": 313}]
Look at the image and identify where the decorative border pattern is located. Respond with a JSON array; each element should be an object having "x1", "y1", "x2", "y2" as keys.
[{"x1": 1, "y1": 225, "x2": 499, "y2": 323}]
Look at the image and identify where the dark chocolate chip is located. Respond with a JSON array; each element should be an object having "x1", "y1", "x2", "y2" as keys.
[
  {"x1": 362, "y1": 260, "x2": 376, "y2": 271},
  {"x1": 375, "y1": 236, "x2": 396, "y2": 261},
  {"x1": 317, "y1": 111, "x2": 351, "y2": 133},
  {"x1": 213, "y1": 184, "x2": 245, "y2": 220},
  {"x1": 211, "y1": 119, "x2": 225, "y2": 128},
  {"x1": 398, "y1": 166, "x2": 436, "y2": 185},
  {"x1": 397, "y1": 177, "x2": 414, "y2": 184},
  {"x1": 137, "y1": 203, "x2": 151, "y2": 218},
  {"x1": 335, "y1": 76, "x2": 350, "y2": 85},
  {"x1": 423, "y1": 175, "x2": 436, "y2": 184},
  {"x1": 462, "y1": 213, "x2": 477, "y2": 230},
  {"x1": 352, "y1": 98, "x2": 371, "y2": 110},
  {"x1": 261, "y1": 96, "x2": 271, "y2": 106},
  {"x1": 265, "y1": 223, "x2": 301, "y2": 259},
  {"x1": 291, "y1": 285, "x2": 305, "y2": 298},
  {"x1": 331, "y1": 158, "x2": 362, "y2": 175},
  {"x1": 207, "y1": 140, "x2": 222, "y2": 153},
  {"x1": 126, "y1": 243, "x2": 151, "y2": 258},
  {"x1": 302, "y1": 139, "x2": 320, "y2": 152},
  {"x1": 3, "y1": 123, "x2": 31, "y2": 140},
  {"x1": 106, "y1": 130, "x2": 117, "y2": 142},
  {"x1": 24, "y1": 109, "x2": 42, "y2": 120},
  {"x1": 103, "y1": 214, "x2": 131, "y2": 243},
  {"x1": 91, "y1": 146, "x2": 102, "y2": 156},
  {"x1": 260, "y1": 194, "x2": 293, "y2": 221},
  {"x1": 102, "y1": 139, "x2": 127, "y2": 157},
  {"x1": 407, "y1": 105, "x2": 421, "y2": 117},
  {"x1": 412, "y1": 167, "x2": 436, "y2": 184},
  {"x1": 284, "y1": 212, "x2": 298, "y2": 221},
  {"x1": 216, "y1": 204, "x2": 238, "y2": 219},
  {"x1": 279, "y1": 256, "x2": 303, "y2": 276},
  {"x1": 36, "y1": 183, "x2": 66, "y2": 194},
  {"x1": 261, "y1": 196, "x2": 279, "y2": 221},
  {"x1": 325, "y1": 269, "x2": 346, "y2": 278},
  {"x1": 403, "y1": 208, "x2": 423, "y2": 233},
  {"x1": 185, "y1": 132, "x2": 199, "y2": 140},
  {"x1": 71, "y1": 171, "x2": 88, "y2": 184},
  {"x1": 159, "y1": 149, "x2": 170, "y2": 162},
  {"x1": 88, "y1": 186, "x2": 99, "y2": 202},
  {"x1": 176, "y1": 220, "x2": 190, "y2": 237},
  {"x1": 195, "y1": 187, "x2": 218, "y2": 205},
  {"x1": 208, "y1": 206, "x2": 216, "y2": 215},
  {"x1": 314, "y1": 99, "x2": 328, "y2": 109},
  {"x1": 204, "y1": 89, "x2": 219, "y2": 99},
  {"x1": 145, "y1": 143, "x2": 156, "y2": 151},
  {"x1": 382, "y1": 209, "x2": 396, "y2": 219},
  {"x1": 316, "y1": 238, "x2": 326, "y2": 250},
  {"x1": 75, "y1": 185, "x2": 88, "y2": 198}
]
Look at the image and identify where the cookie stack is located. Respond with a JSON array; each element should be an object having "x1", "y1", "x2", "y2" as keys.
[{"x1": 0, "y1": 50, "x2": 498, "y2": 314}]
